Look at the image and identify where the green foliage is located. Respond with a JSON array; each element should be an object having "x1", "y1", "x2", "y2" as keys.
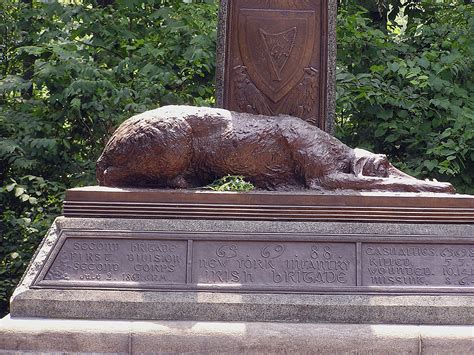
[
  {"x1": 336, "y1": 0, "x2": 474, "y2": 194},
  {"x1": 1, "y1": 0, "x2": 473, "y2": 316},
  {"x1": 0, "y1": 176, "x2": 64, "y2": 315},
  {"x1": 206, "y1": 175, "x2": 255, "y2": 192},
  {"x1": 0, "y1": 0, "x2": 218, "y2": 316}
]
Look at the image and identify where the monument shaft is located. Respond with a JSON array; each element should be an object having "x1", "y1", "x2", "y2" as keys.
[{"x1": 216, "y1": 0, "x2": 337, "y2": 131}]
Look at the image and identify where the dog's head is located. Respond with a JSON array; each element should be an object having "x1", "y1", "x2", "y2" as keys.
[{"x1": 352, "y1": 148, "x2": 390, "y2": 177}]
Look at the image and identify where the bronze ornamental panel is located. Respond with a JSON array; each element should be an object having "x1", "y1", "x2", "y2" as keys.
[
  {"x1": 43, "y1": 237, "x2": 188, "y2": 285},
  {"x1": 222, "y1": 0, "x2": 328, "y2": 128},
  {"x1": 33, "y1": 232, "x2": 474, "y2": 294},
  {"x1": 64, "y1": 187, "x2": 474, "y2": 224},
  {"x1": 361, "y1": 243, "x2": 474, "y2": 287},
  {"x1": 191, "y1": 241, "x2": 356, "y2": 287}
]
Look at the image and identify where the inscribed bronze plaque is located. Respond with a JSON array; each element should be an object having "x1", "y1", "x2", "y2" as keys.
[
  {"x1": 192, "y1": 241, "x2": 356, "y2": 287},
  {"x1": 220, "y1": 0, "x2": 329, "y2": 128},
  {"x1": 33, "y1": 232, "x2": 474, "y2": 294},
  {"x1": 44, "y1": 238, "x2": 188, "y2": 285},
  {"x1": 362, "y1": 244, "x2": 474, "y2": 287}
]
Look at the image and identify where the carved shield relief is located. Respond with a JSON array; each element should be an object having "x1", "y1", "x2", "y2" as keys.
[
  {"x1": 238, "y1": 9, "x2": 316, "y2": 102},
  {"x1": 222, "y1": 0, "x2": 328, "y2": 129}
]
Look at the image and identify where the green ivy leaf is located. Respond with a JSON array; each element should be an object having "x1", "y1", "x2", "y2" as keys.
[{"x1": 14, "y1": 187, "x2": 25, "y2": 197}]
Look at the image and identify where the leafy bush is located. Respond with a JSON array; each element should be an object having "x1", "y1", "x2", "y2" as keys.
[
  {"x1": 0, "y1": 0, "x2": 218, "y2": 316},
  {"x1": 1, "y1": 0, "x2": 472, "y2": 316},
  {"x1": 336, "y1": 0, "x2": 474, "y2": 194},
  {"x1": 0, "y1": 176, "x2": 63, "y2": 315}
]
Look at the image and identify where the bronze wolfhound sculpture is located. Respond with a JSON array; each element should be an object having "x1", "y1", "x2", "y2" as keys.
[{"x1": 97, "y1": 106, "x2": 455, "y2": 193}]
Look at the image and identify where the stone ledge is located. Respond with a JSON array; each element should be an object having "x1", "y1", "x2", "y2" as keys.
[
  {"x1": 11, "y1": 289, "x2": 474, "y2": 325},
  {"x1": 1, "y1": 315, "x2": 473, "y2": 354}
]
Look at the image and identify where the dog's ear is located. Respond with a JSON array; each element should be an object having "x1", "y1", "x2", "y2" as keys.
[
  {"x1": 353, "y1": 149, "x2": 391, "y2": 177},
  {"x1": 352, "y1": 156, "x2": 365, "y2": 176},
  {"x1": 363, "y1": 155, "x2": 390, "y2": 177},
  {"x1": 374, "y1": 155, "x2": 390, "y2": 177},
  {"x1": 352, "y1": 148, "x2": 371, "y2": 176}
]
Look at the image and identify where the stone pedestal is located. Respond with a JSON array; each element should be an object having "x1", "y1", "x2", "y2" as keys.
[
  {"x1": 2, "y1": 188, "x2": 473, "y2": 352},
  {"x1": 7, "y1": 217, "x2": 474, "y2": 323},
  {"x1": 1, "y1": 315, "x2": 473, "y2": 354}
]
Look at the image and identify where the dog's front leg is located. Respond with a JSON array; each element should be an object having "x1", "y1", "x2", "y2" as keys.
[{"x1": 317, "y1": 173, "x2": 455, "y2": 193}]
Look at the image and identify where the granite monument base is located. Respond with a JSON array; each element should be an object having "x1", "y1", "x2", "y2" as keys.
[
  {"x1": 2, "y1": 188, "x2": 474, "y2": 352},
  {"x1": 1, "y1": 315, "x2": 473, "y2": 354},
  {"x1": 7, "y1": 213, "x2": 474, "y2": 323},
  {"x1": 9, "y1": 187, "x2": 474, "y2": 324}
]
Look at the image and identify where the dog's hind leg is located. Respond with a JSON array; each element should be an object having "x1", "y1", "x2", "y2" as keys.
[{"x1": 101, "y1": 166, "x2": 133, "y2": 187}]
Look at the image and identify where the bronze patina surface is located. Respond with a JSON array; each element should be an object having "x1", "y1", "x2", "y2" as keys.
[
  {"x1": 218, "y1": 0, "x2": 330, "y2": 128},
  {"x1": 30, "y1": 218, "x2": 474, "y2": 295},
  {"x1": 96, "y1": 106, "x2": 454, "y2": 193},
  {"x1": 64, "y1": 187, "x2": 474, "y2": 223}
]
